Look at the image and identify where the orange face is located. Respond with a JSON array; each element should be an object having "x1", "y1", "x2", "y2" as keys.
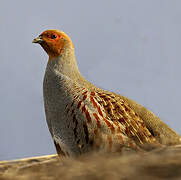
[{"x1": 33, "y1": 30, "x2": 73, "y2": 59}]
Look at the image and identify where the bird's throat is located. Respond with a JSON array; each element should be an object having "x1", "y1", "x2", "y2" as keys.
[{"x1": 47, "y1": 53, "x2": 82, "y2": 83}]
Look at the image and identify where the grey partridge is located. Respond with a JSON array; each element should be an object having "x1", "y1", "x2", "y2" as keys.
[{"x1": 33, "y1": 29, "x2": 181, "y2": 157}]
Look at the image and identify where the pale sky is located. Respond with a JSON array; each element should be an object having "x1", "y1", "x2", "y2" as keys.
[{"x1": 0, "y1": 0, "x2": 181, "y2": 160}]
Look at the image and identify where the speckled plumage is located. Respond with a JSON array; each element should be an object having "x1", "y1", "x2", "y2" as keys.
[{"x1": 33, "y1": 29, "x2": 181, "y2": 157}]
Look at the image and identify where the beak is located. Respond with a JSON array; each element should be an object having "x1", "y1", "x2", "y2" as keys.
[{"x1": 32, "y1": 35, "x2": 43, "y2": 44}]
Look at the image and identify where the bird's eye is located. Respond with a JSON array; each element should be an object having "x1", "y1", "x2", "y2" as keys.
[{"x1": 51, "y1": 34, "x2": 57, "y2": 39}]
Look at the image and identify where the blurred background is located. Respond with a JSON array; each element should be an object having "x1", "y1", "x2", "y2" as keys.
[{"x1": 0, "y1": 0, "x2": 181, "y2": 160}]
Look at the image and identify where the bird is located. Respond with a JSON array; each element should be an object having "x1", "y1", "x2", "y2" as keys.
[{"x1": 33, "y1": 29, "x2": 181, "y2": 157}]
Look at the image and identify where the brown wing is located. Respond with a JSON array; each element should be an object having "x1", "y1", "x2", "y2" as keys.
[{"x1": 94, "y1": 91, "x2": 159, "y2": 146}]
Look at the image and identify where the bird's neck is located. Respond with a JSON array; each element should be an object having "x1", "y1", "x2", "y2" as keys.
[{"x1": 46, "y1": 47, "x2": 84, "y2": 83}]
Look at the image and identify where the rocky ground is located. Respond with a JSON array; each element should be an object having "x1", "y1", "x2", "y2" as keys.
[{"x1": 0, "y1": 146, "x2": 181, "y2": 180}]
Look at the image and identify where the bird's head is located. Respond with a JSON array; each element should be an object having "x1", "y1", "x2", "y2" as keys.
[{"x1": 33, "y1": 29, "x2": 74, "y2": 60}]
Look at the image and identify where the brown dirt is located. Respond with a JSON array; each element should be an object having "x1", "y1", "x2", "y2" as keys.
[{"x1": 0, "y1": 146, "x2": 181, "y2": 180}]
